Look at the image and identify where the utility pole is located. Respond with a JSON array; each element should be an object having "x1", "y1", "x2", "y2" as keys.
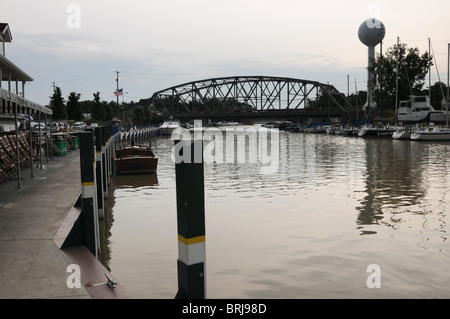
[
  {"x1": 115, "y1": 71, "x2": 124, "y2": 123},
  {"x1": 115, "y1": 71, "x2": 120, "y2": 106}
]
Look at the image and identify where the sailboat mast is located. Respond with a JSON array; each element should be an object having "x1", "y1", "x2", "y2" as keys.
[
  {"x1": 447, "y1": 43, "x2": 449, "y2": 126},
  {"x1": 395, "y1": 37, "x2": 399, "y2": 118},
  {"x1": 429, "y1": 38, "x2": 431, "y2": 104}
]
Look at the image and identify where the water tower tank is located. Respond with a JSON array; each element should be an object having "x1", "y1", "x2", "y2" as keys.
[
  {"x1": 358, "y1": 19, "x2": 386, "y2": 110},
  {"x1": 358, "y1": 19, "x2": 386, "y2": 47}
]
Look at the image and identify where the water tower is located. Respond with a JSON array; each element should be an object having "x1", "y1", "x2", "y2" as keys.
[{"x1": 358, "y1": 18, "x2": 385, "y2": 110}]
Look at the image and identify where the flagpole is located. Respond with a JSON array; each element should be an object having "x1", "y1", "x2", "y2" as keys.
[
  {"x1": 115, "y1": 71, "x2": 121, "y2": 121},
  {"x1": 122, "y1": 90, "x2": 125, "y2": 126}
]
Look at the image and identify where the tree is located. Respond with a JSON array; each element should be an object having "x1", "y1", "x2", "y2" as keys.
[
  {"x1": 91, "y1": 92, "x2": 105, "y2": 121},
  {"x1": 67, "y1": 92, "x2": 83, "y2": 121},
  {"x1": 50, "y1": 86, "x2": 67, "y2": 120},
  {"x1": 370, "y1": 43, "x2": 433, "y2": 110},
  {"x1": 104, "y1": 101, "x2": 115, "y2": 122},
  {"x1": 429, "y1": 81, "x2": 448, "y2": 109}
]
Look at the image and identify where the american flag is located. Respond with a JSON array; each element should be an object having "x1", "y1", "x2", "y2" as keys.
[{"x1": 114, "y1": 88, "x2": 123, "y2": 96}]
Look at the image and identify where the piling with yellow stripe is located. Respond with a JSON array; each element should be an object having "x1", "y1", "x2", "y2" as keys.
[
  {"x1": 174, "y1": 139, "x2": 206, "y2": 299},
  {"x1": 62, "y1": 131, "x2": 100, "y2": 257},
  {"x1": 94, "y1": 127, "x2": 104, "y2": 219}
]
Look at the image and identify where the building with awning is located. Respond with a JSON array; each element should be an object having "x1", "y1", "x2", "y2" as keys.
[{"x1": 0, "y1": 22, "x2": 52, "y2": 132}]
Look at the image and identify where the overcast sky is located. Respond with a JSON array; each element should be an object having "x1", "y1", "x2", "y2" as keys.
[{"x1": 3, "y1": 0, "x2": 450, "y2": 106}]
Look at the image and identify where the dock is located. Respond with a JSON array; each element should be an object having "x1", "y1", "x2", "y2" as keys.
[{"x1": 0, "y1": 148, "x2": 130, "y2": 299}]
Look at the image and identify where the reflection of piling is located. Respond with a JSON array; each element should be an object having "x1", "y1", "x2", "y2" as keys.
[{"x1": 174, "y1": 140, "x2": 206, "y2": 299}]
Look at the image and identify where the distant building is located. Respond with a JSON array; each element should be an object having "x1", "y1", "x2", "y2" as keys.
[{"x1": 0, "y1": 22, "x2": 51, "y2": 132}]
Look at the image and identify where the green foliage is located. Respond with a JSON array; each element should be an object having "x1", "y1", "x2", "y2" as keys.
[
  {"x1": 91, "y1": 92, "x2": 106, "y2": 121},
  {"x1": 153, "y1": 95, "x2": 253, "y2": 114},
  {"x1": 104, "y1": 101, "x2": 115, "y2": 121},
  {"x1": 370, "y1": 43, "x2": 433, "y2": 105},
  {"x1": 49, "y1": 87, "x2": 67, "y2": 120},
  {"x1": 132, "y1": 106, "x2": 151, "y2": 124},
  {"x1": 429, "y1": 81, "x2": 448, "y2": 109},
  {"x1": 67, "y1": 92, "x2": 83, "y2": 121}
]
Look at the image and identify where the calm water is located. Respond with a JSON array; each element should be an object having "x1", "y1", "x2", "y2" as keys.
[{"x1": 102, "y1": 127, "x2": 450, "y2": 299}]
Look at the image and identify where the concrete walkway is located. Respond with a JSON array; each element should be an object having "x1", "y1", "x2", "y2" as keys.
[{"x1": 0, "y1": 150, "x2": 130, "y2": 298}]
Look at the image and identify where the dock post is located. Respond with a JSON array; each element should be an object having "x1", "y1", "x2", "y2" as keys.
[
  {"x1": 28, "y1": 109, "x2": 34, "y2": 178},
  {"x1": 174, "y1": 139, "x2": 206, "y2": 299},
  {"x1": 107, "y1": 125, "x2": 113, "y2": 179},
  {"x1": 94, "y1": 127, "x2": 104, "y2": 219},
  {"x1": 101, "y1": 126, "x2": 108, "y2": 199},
  {"x1": 14, "y1": 102, "x2": 22, "y2": 189},
  {"x1": 79, "y1": 131, "x2": 100, "y2": 257}
]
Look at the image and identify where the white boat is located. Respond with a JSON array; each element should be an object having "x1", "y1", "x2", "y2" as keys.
[
  {"x1": 392, "y1": 126, "x2": 414, "y2": 140},
  {"x1": 410, "y1": 126, "x2": 450, "y2": 141},
  {"x1": 160, "y1": 118, "x2": 181, "y2": 135},
  {"x1": 396, "y1": 95, "x2": 450, "y2": 124},
  {"x1": 397, "y1": 96, "x2": 432, "y2": 123},
  {"x1": 358, "y1": 125, "x2": 378, "y2": 137},
  {"x1": 358, "y1": 124, "x2": 396, "y2": 137},
  {"x1": 411, "y1": 43, "x2": 450, "y2": 141},
  {"x1": 216, "y1": 121, "x2": 242, "y2": 126},
  {"x1": 335, "y1": 126, "x2": 359, "y2": 136}
]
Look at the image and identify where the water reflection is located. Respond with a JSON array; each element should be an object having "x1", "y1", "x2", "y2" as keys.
[
  {"x1": 356, "y1": 139, "x2": 426, "y2": 234},
  {"x1": 105, "y1": 131, "x2": 450, "y2": 298},
  {"x1": 98, "y1": 173, "x2": 159, "y2": 272},
  {"x1": 114, "y1": 173, "x2": 159, "y2": 189}
]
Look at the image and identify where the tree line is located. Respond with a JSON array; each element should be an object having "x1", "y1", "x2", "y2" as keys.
[{"x1": 49, "y1": 87, "x2": 152, "y2": 125}]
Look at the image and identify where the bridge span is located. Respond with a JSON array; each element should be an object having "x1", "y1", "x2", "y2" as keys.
[{"x1": 146, "y1": 76, "x2": 354, "y2": 121}]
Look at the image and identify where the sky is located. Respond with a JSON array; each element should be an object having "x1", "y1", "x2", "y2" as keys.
[{"x1": 3, "y1": 0, "x2": 450, "y2": 106}]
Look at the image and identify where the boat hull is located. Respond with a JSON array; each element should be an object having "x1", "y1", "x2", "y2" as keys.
[
  {"x1": 114, "y1": 146, "x2": 158, "y2": 174},
  {"x1": 410, "y1": 131, "x2": 450, "y2": 141},
  {"x1": 392, "y1": 130, "x2": 411, "y2": 140},
  {"x1": 115, "y1": 156, "x2": 158, "y2": 174},
  {"x1": 410, "y1": 126, "x2": 450, "y2": 141},
  {"x1": 160, "y1": 127, "x2": 177, "y2": 136}
]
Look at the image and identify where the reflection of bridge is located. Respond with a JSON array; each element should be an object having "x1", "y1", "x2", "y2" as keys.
[{"x1": 148, "y1": 76, "x2": 353, "y2": 121}]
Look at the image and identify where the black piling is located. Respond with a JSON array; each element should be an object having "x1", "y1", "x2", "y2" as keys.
[
  {"x1": 174, "y1": 139, "x2": 206, "y2": 299},
  {"x1": 62, "y1": 131, "x2": 99, "y2": 257},
  {"x1": 95, "y1": 127, "x2": 104, "y2": 219}
]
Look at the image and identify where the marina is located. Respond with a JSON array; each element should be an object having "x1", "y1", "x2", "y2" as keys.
[{"x1": 1, "y1": 6, "x2": 450, "y2": 303}]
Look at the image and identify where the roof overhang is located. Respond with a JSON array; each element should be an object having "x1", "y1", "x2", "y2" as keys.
[
  {"x1": 0, "y1": 87, "x2": 52, "y2": 115},
  {"x1": 0, "y1": 23, "x2": 12, "y2": 42},
  {"x1": 0, "y1": 54, "x2": 33, "y2": 82}
]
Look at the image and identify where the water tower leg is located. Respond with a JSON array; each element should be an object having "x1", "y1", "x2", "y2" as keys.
[{"x1": 368, "y1": 46, "x2": 376, "y2": 109}]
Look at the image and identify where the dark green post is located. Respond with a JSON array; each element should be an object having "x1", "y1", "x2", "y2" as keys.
[
  {"x1": 94, "y1": 127, "x2": 104, "y2": 219},
  {"x1": 101, "y1": 126, "x2": 107, "y2": 198},
  {"x1": 174, "y1": 139, "x2": 206, "y2": 299},
  {"x1": 79, "y1": 131, "x2": 99, "y2": 257}
]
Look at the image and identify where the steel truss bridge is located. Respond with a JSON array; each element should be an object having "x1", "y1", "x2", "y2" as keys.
[{"x1": 148, "y1": 76, "x2": 353, "y2": 121}]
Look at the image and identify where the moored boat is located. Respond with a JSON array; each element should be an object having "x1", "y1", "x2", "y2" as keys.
[
  {"x1": 160, "y1": 118, "x2": 181, "y2": 135},
  {"x1": 392, "y1": 126, "x2": 413, "y2": 140},
  {"x1": 410, "y1": 126, "x2": 450, "y2": 141},
  {"x1": 114, "y1": 142, "x2": 158, "y2": 174}
]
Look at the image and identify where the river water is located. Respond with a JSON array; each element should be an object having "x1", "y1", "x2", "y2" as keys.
[{"x1": 101, "y1": 126, "x2": 450, "y2": 299}]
